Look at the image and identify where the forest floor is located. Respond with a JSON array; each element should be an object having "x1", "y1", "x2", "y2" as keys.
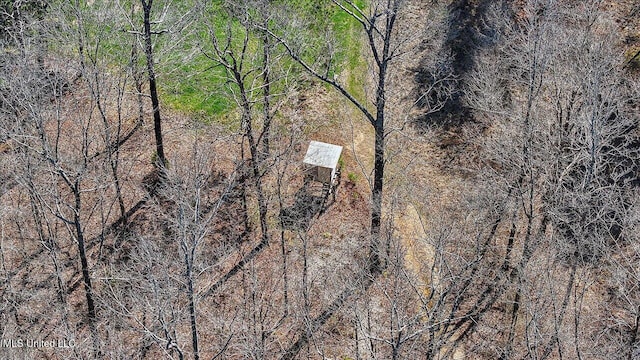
[
  {"x1": 301, "y1": 1, "x2": 474, "y2": 356},
  {"x1": 2, "y1": 1, "x2": 638, "y2": 358}
]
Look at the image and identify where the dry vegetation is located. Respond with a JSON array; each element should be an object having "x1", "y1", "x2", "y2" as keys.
[{"x1": 1, "y1": 0, "x2": 639, "y2": 359}]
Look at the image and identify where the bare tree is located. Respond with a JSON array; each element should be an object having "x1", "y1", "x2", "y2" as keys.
[
  {"x1": 139, "y1": 0, "x2": 167, "y2": 168},
  {"x1": 157, "y1": 142, "x2": 225, "y2": 360},
  {"x1": 127, "y1": 0, "x2": 198, "y2": 169},
  {"x1": 0, "y1": 1, "x2": 165, "y2": 356},
  {"x1": 196, "y1": 0, "x2": 297, "y2": 297},
  {"x1": 457, "y1": 0, "x2": 640, "y2": 358},
  {"x1": 99, "y1": 133, "x2": 243, "y2": 359},
  {"x1": 261, "y1": 0, "x2": 410, "y2": 274}
]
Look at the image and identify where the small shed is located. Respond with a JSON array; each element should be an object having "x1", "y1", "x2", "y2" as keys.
[{"x1": 303, "y1": 141, "x2": 343, "y2": 184}]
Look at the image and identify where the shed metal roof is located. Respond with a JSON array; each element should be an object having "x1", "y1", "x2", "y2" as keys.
[{"x1": 303, "y1": 141, "x2": 343, "y2": 170}]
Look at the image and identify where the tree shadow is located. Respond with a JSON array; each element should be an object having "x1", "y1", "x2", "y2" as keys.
[
  {"x1": 414, "y1": 0, "x2": 509, "y2": 130},
  {"x1": 280, "y1": 177, "x2": 333, "y2": 231}
]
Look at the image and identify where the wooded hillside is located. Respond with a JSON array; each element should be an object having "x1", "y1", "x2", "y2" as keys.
[{"x1": 1, "y1": 0, "x2": 639, "y2": 359}]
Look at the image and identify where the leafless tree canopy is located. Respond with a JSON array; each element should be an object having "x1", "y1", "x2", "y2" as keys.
[{"x1": 0, "y1": 0, "x2": 638, "y2": 359}]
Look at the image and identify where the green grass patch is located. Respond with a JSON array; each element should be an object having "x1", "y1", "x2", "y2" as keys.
[
  {"x1": 158, "y1": 3, "x2": 249, "y2": 124},
  {"x1": 330, "y1": 0, "x2": 367, "y2": 102},
  {"x1": 160, "y1": 0, "x2": 367, "y2": 124},
  {"x1": 161, "y1": 54, "x2": 234, "y2": 121},
  {"x1": 46, "y1": 0, "x2": 368, "y2": 126}
]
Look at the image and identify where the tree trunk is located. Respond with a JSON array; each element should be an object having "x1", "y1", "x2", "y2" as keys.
[
  {"x1": 370, "y1": 121, "x2": 384, "y2": 274},
  {"x1": 186, "y1": 259, "x2": 200, "y2": 360},
  {"x1": 260, "y1": 28, "x2": 272, "y2": 158},
  {"x1": 73, "y1": 181, "x2": 101, "y2": 357},
  {"x1": 141, "y1": 0, "x2": 166, "y2": 167}
]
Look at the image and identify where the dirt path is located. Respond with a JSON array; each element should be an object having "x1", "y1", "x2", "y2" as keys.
[
  {"x1": 304, "y1": 1, "x2": 469, "y2": 356},
  {"x1": 389, "y1": 1, "x2": 468, "y2": 358},
  {"x1": 395, "y1": 202, "x2": 436, "y2": 287}
]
